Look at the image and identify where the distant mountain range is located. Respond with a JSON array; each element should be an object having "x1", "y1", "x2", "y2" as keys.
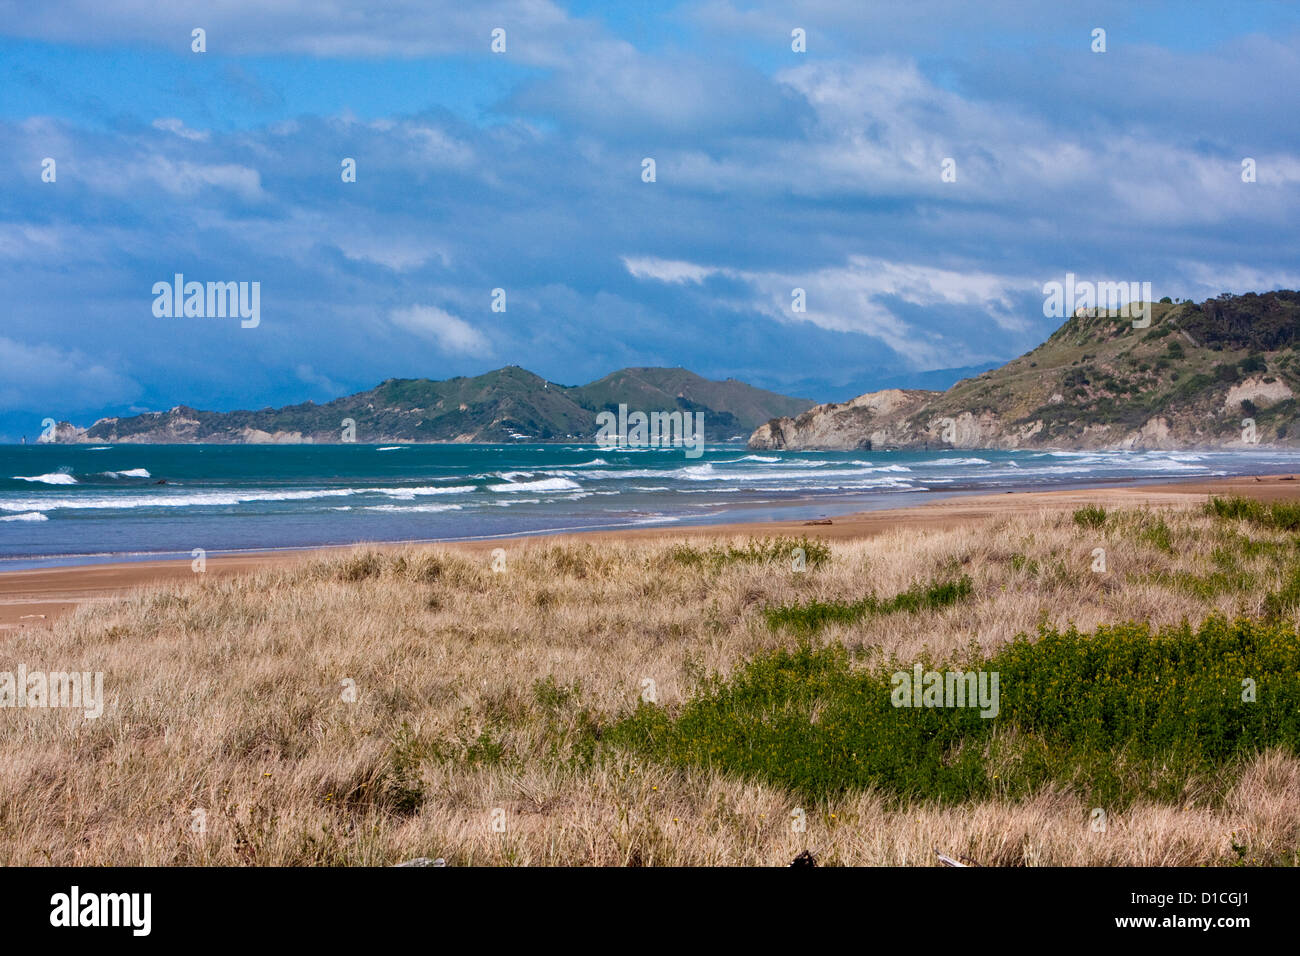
[
  {"x1": 751, "y1": 290, "x2": 1300, "y2": 450},
  {"x1": 49, "y1": 366, "x2": 815, "y2": 444}
]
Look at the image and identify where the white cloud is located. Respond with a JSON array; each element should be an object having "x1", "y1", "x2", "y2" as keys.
[
  {"x1": 621, "y1": 256, "x2": 718, "y2": 284},
  {"x1": 151, "y1": 117, "x2": 210, "y2": 142},
  {"x1": 138, "y1": 156, "x2": 265, "y2": 200},
  {"x1": 80, "y1": 155, "x2": 266, "y2": 201},
  {"x1": 390, "y1": 305, "x2": 492, "y2": 356},
  {"x1": 339, "y1": 235, "x2": 450, "y2": 272},
  {"x1": 0, "y1": 1, "x2": 598, "y2": 66},
  {"x1": 624, "y1": 253, "x2": 1035, "y2": 366},
  {"x1": 1179, "y1": 262, "x2": 1300, "y2": 299}
]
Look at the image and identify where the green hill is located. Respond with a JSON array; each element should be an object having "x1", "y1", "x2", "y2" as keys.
[
  {"x1": 751, "y1": 291, "x2": 1300, "y2": 450},
  {"x1": 69, "y1": 366, "x2": 814, "y2": 444}
]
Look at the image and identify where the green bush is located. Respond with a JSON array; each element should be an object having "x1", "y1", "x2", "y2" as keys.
[
  {"x1": 1206, "y1": 495, "x2": 1300, "y2": 532},
  {"x1": 1073, "y1": 505, "x2": 1107, "y2": 529},
  {"x1": 610, "y1": 616, "x2": 1300, "y2": 808},
  {"x1": 668, "y1": 536, "x2": 831, "y2": 571},
  {"x1": 764, "y1": 575, "x2": 972, "y2": 632},
  {"x1": 1139, "y1": 516, "x2": 1174, "y2": 553}
]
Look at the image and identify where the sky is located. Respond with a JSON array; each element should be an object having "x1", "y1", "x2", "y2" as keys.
[{"x1": 1, "y1": 1, "x2": 1298, "y2": 440}]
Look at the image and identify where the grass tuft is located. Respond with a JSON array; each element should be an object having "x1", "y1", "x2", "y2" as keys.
[
  {"x1": 668, "y1": 536, "x2": 831, "y2": 571},
  {"x1": 764, "y1": 575, "x2": 973, "y2": 632},
  {"x1": 1206, "y1": 495, "x2": 1300, "y2": 531}
]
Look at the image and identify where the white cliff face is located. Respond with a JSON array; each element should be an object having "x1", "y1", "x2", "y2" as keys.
[
  {"x1": 1222, "y1": 377, "x2": 1294, "y2": 412},
  {"x1": 749, "y1": 395, "x2": 1274, "y2": 452},
  {"x1": 749, "y1": 389, "x2": 938, "y2": 450},
  {"x1": 40, "y1": 421, "x2": 89, "y2": 443}
]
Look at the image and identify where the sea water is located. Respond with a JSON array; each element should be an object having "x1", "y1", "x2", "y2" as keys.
[{"x1": 2, "y1": 443, "x2": 1298, "y2": 569}]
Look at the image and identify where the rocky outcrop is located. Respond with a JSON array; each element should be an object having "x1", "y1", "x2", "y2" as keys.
[
  {"x1": 238, "y1": 428, "x2": 311, "y2": 444},
  {"x1": 749, "y1": 389, "x2": 936, "y2": 450},
  {"x1": 36, "y1": 421, "x2": 88, "y2": 443}
]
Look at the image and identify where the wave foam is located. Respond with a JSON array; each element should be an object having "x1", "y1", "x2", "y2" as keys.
[
  {"x1": 13, "y1": 473, "x2": 76, "y2": 485},
  {"x1": 379, "y1": 485, "x2": 475, "y2": 499},
  {"x1": 488, "y1": 478, "x2": 581, "y2": 493},
  {"x1": 364, "y1": 503, "x2": 464, "y2": 514}
]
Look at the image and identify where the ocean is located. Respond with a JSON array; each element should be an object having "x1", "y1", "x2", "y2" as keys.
[{"x1": 3, "y1": 443, "x2": 1299, "y2": 569}]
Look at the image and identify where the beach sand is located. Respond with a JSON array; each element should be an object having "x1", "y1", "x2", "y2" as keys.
[{"x1": 3, "y1": 473, "x2": 1298, "y2": 630}]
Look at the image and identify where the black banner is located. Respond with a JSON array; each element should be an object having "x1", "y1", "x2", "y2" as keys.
[{"x1": 0, "y1": 865, "x2": 1278, "y2": 942}]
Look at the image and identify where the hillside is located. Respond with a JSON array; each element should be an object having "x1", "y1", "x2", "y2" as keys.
[
  {"x1": 55, "y1": 366, "x2": 814, "y2": 444},
  {"x1": 750, "y1": 290, "x2": 1300, "y2": 451}
]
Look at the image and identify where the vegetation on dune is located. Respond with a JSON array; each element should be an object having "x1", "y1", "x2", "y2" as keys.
[
  {"x1": 1072, "y1": 505, "x2": 1108, "y2": 529},
  {"x1": 763, "y1": 575, "x2": 973, "y2": 632},
  {"x1": 668, "y1": 536, "x2": 831, "y2": 571},
  {"x1": 6, "y1": 497, "x2": 1300, "y2": 865},
  {"x1": 612, "y1": 617, "x2": 1300, "y2": 809},
  {"x1": 1206, "y1": 494, "x2": 1300, "y2": 532}
]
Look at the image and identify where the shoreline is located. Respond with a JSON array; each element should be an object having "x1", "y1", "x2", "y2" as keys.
[{"x1": 3, "y1": 472, "x2": 1299, "y2": 629}]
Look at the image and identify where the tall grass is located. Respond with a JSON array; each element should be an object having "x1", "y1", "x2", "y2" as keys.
[
  {"x1": 4, "y1": 499, "x2": 1300, "y2": 865},
  {"x1": 1206, "y1": 495, "x2": 1300, "y2": 531},
  {"x1": 668, "y1": 536, "x2": 831, "y2": 570}
]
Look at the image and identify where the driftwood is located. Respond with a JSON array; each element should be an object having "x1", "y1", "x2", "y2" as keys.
[{"x1": 934, "y1": 847, "x2": 982, "y2": 867}]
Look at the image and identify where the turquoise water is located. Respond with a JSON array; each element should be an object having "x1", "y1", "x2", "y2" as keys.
[{"x1": 3, "y1": 443, "x2": 1299, "y2": 569}]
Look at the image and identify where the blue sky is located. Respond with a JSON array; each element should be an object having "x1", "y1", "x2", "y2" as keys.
[{"x1": 1, "y1": 1, "x2": 1298, "y2": 440}]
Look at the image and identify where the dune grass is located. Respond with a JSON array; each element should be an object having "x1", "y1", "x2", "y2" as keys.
[
  {"x1": 763, "y1": 575, "x2": 973, "y2": 631},
  {"x1": 1206, "y1": 494, "x2": 1300, "y2": 531},
  {"x1": 2, "y1": 499, "x2": 1300, "y2": 865}
]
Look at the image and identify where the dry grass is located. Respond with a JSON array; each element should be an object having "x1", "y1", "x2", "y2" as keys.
[{"x1": 1, "y1": 502, "x2": 1298, "y2": 865}]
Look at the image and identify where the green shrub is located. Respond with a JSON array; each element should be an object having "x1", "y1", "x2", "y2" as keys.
[
  {"x1": 1140, "y1": 516, "x2": 1174, "y2": 553},
  {"x1": 610, "y1": 616, "x2": 1300, "y2": 808},
  {"x1": 1073, "y1": 505, "x2": 1107, "y2": 529},
  {"x1": 1264, "y1": 566, "x2": 1300, "y2": 620},
  {"x1": 1206, "y1": 496, "x2": 1300, "y2": 532},
  {"x1": 764, "y1": 575, "x2": 973, "y2": 632},
  {"x1": 668, "y1": 536, "x2": 830, "y2": 571}
]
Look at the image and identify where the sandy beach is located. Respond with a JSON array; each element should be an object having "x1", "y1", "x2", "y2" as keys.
[{"x1": 4, "y1": 472, "x2": 1297, "y2": 630}]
